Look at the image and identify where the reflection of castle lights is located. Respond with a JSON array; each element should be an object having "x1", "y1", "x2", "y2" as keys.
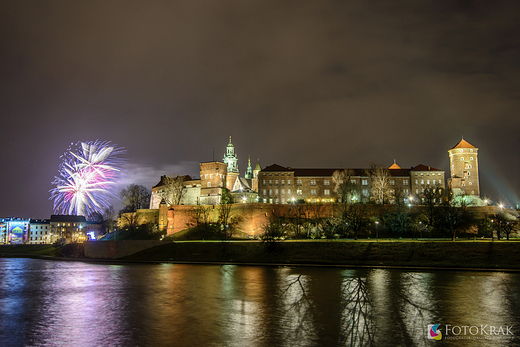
[{"x1": 87, "y1": 231, "x2": 96, "y2": 240}]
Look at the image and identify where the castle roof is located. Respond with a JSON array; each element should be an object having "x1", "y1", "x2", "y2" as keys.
[
  {"x1": 388, "y1": 162, "x2": 401, "y2": 170},
  {"x1": 410, "y1": 164, "x2": 442, "y2": 172},
  {"x1": 450, "y1": 139, "x2": 477, "y2": 150},
  {"x1": 152, "y1": 175, "x2": 193, "y2": 188}
]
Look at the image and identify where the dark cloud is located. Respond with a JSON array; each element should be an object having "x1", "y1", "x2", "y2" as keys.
[{"x1": 1, "y1": 0, "x2": 519, "y2": 217}]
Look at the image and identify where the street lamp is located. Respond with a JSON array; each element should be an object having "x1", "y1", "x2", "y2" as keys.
[{"x1": 375, "y1": 221, "x2": 379, "y2": 241}]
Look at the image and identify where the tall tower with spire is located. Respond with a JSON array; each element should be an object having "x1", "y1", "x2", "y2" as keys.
[
  {"x1": 223, "y1": 136, "x2": 239, "y2": 173},
  {"x1": 245, "y1": 156, "x2": 253, "y2": 179},
  {"x1": 223, "y1": 136, "x2": 239, "y2": 190},
  {"x1": 448, "y1": 138, "x2": 480, "y2": 197}
]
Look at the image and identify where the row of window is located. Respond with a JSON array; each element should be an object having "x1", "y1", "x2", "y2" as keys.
[
  {"x1": 263, "y1": 179, "x2": 292, "y2": 186},
  {"x1": 262, "y1": 175, "x2": 446, "y2": 189},
  {"x1": 414, "y1": 172, "x2": 443, "y2": 176},
  {"x1": 262, "y1": 173, "x2": 292, "y2": 176},
  {"x1": 415, "y1": 179, "x2": 441, "y2": 185},
  {"x1": 30, "y1": 231, "x2": 49, "y2": 235}
]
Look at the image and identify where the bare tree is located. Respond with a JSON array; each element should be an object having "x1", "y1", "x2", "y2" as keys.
[
  {"x1": 343, "y1": 203, "x2": 370, "y2": 240},
  {"x1": 493, "y1": 211, "x2": 519, "y2": 240},
  {"x1": 436, "y1": 194, "x2": 476, "y2": 241},
  {"x1": 158, "y1": 175, "x2": 188, "y2": 206},
  {"x1": 120, "y1": 184, "x2": 151, "y2": 213},
  {"x1": 366, "y1": 164, "x2": 391, "y2": 205},
  {"x1": 420, "y1": 184, "x2": 444, "y2": 236},
  {"x1": 119, "y1": 212, "x2": 143, "y2": 233},
  {"x1": 217, "y1": 188, "x2": 240, "y2": 239},
  {"x1": 332, "y1": 169, "x2": 358, "y2": 204},
  {"x1": 191, "y1": 199, "x2": 212, "y2": 230}
]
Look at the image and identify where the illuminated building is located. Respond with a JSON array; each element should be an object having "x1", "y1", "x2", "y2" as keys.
[
  {"x1": 29, "y1": 219, "x2": 51, "y2": 244},
  {"x1": 258, "y1": 163, "x2": 445, "y2": 204},
  {"x1": 0, "y1": 218, "x2": 30, "y2": 244},
  {"x1": 447, "y1": 138, "x2": 480, "y2": 197},
  {"x1": 50, "y1": 215, "x2": 87, "y2": 243},
  {"x1": 150, "y1": 137, "x2": 260, "y2": 208}
]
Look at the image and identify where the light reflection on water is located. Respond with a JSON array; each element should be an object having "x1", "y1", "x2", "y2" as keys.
[{"x1": 1, "y1": 259, "x2": 519, "y2": 347}]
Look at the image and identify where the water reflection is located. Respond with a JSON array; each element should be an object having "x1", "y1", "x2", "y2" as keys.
[{"x1": 1, "y1": 259, "x2": 519, "y2": 347}]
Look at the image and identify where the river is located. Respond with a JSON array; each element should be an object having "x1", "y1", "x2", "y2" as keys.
[{"x1": 0, "y1": 258, "x2": 519, "y2": 346}]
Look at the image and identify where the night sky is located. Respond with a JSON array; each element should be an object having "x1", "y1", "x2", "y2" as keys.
[{"x1": 1, "y1": 0, "x2": 519, "y2": 218}]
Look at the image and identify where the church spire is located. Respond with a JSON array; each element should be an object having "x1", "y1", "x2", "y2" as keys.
[
  {"x1": 223, "y1": 136, "x2": 239, "y2": 173},
  {"x1": 245, "y1": 156, "x2": 253, "y2": 179}
]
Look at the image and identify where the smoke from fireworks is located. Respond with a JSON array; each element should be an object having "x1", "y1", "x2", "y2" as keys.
[{"x1": 50, "y1": 141, "x2": 126, "y2": 220}]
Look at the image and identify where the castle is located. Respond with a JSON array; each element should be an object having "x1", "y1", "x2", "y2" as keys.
[
  {"x1": 146, "y1": 137, "x2": 482, "y2": 234},
  {"x1": 151, "y1": 136, "x2": 481, "y2": 208}
]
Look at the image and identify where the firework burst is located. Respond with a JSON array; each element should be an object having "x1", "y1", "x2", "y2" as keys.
[{"x1": 50, "y1": 141, "x2": 126, "y2": 219}]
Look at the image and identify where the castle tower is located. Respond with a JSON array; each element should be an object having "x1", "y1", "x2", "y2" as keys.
[
  {"x1": 200, "y1": 161, "x2": 228, "y2": 205},
  {"x1": 223, "y1": 136, "x2": 239, "y2": 173},
  {"x1": 223, "y1": 136, "x2": 239, "y2": 190},
  {"x1": 252, "y1": 159, "x2": 261, "y2": 192},
  {"x1": 245, "y1": 156, "x2": 253, "y2": 179},
  {"x1": 447, "y1": 138, "x2": 480, "y2": 196}
]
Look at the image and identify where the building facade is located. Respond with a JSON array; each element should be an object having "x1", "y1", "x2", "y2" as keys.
[
  {"x1": 49, "y1": 215, "x2": 87, "y2": 243},
  {"x1": 258, "y1": 163, "x2": 446, "y2": 205},
  {"x1": 29, "y1": 219, "x2": 51, "y2": 244}
]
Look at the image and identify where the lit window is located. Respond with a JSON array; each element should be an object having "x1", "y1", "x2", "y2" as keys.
[
  {"x1": 297, "y1": 189, "x2": 302, "y2": 195},
  {"x1": 324, "y1": 180, "x2": 330, "y2": 186},
  {"x1": 262, "y1": 180, "x2": 266, "y2": 185},
  {"x1": 350, "y1": 179, "x2": 356, "y2": 185},
  {"x1": 275, "y1": 189, "x2": 278, "y2": 195},
  {"x1": 310, "y1": 180, "x2": 316, "y2": 186},
  {"x1": 390, "y1": 180, "x2": 395, "y2": 186},
  {"x1": 324, "y1": 189, "x2": 330, "y2": 196},
  {"x1": 269, "y1": 180, "x2": 272, "y2": 185},
  {"x1": 281, "y1": 189, "x2": 285, "y2": 195},
  {"x1": 281, "y1": 180, "x2": 285, "y2": 185},
  {"x1": 403, "y1": 179, "x2": 408, "y2": 185},
  {"x1": 263, "y1": 189, "x2": 266, "y2": 195},
  {"x1": 310, "y1": 189, "x2": 316, "y2": 196},
  {"x1": 269, "y1": 189, "x2": 272, "y2": 196},
  {"x1": 362, "y1": 179, "x2": 368, "y2": 185},
  {"x1": 297, "y1": 180, "x2": 302, "y2": 185},
  {"x1": 461, "y1": 157, "x2": 464, "y2": 161},
  {"x1": 287, "y1": 189, "x2": 291, "y2": 194},
  {"x1": 287, "y1": 180, "x2": 291, "y2": 185}
]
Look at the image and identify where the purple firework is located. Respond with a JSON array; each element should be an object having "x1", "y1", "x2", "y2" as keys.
[{"x1": 50, "y1": 140, "x2": 126, "y2": 219}]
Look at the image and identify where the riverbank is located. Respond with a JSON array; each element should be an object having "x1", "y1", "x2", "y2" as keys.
[{"x1": 2, "y1": 240, "x2": 519, "y2": 270}]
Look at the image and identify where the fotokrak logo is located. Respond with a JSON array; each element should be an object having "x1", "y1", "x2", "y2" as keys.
[{"x1": 428, "y1": 324, "x2": 442, "y2": 340}]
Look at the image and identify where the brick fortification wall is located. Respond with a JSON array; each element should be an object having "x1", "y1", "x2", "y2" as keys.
[
  {"x1": 167, "y1": 203, "x2": 274, "y2": 236},
  {"x1": 164, "y1": 204, "x2": 501, "y2": 236}
]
